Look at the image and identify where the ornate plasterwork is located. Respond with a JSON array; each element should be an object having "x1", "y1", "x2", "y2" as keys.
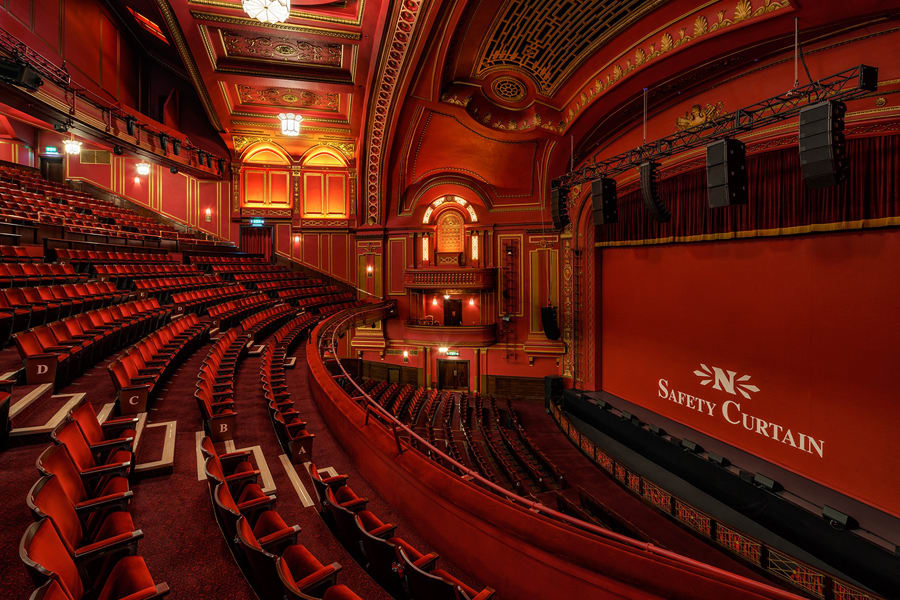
[
  {"x1": 190, "y1": 11, "x2": 362, "y2": 40},
  {"x1": 222, "y1": 30, "x2": 342, "y2": 66},
  {"x1": 364, "y1": 0, "x2": 428, "y2": 225},
  {"x1": 236, "y1": 85, "x2": 340, "y2": 111},
  {"x1": 676, "y1": 101, "x2": 725, "y2": 130}
]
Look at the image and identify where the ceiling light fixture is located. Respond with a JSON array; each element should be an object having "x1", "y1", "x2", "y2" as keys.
[
  {"x1": 136, "y1": 162, "x2": 151, "y2": 176},
  {"x1": 278, "y1": 112, "x2": 303, "y2": 136},
  {"x1": 63, "y1": 139, "x2": 82, "y2": 155},
  {"x1": 242, "y1": 0, "x2": 290, "y2": 24}
]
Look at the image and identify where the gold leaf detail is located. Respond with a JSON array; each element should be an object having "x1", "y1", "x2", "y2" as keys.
[
  {"x1": 634, "y1": 47, "x2": 645, "y2": 65},
  {"x1": 661, "y1": 32, "x2": 674, "y2": 52},
  {"x1": 694, "y1": 15, "x2": 708, "y2": 36},
  {"x1": 734, "y1": 0, "x2": 753, "y2": 20}
]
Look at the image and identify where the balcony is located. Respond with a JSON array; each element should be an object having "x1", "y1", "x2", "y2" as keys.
[
  {"x1": 403, "y1": 267, "x2": 496, "y2": 290},
  {"x1": 404, "y1": 321, "x2": 498, "y2": 345}
]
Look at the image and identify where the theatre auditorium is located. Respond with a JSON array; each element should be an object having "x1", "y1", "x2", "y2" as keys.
[{"x1": 0, "y1": 1, "x2": 897, "y2": 599}]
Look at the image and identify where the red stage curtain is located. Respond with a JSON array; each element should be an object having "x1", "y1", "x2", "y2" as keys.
[
  {"x1": 240, "y1": 226, "x2": 273, "y2": 261},
  {"x1": 597, "y1": 134, "x2": 900, "y2": 245}
]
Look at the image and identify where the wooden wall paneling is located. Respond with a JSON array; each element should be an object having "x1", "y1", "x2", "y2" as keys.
[
  {"x1": 303, "y1": 172, "x2": 324, "y2": 215},
  {"x1": 387, "y1": 237, "x2": 406, "y2": 296}
]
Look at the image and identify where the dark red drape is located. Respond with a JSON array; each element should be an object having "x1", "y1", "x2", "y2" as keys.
[
  {"x1": 597, "y1": 134, "x2": 900, "y2": 244},
  {"x1": 240, "y1": 226, "x2": 273, "y2": 261}
]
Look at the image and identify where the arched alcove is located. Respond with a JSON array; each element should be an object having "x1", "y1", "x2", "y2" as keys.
[
  {"x1": 240, "y1": 142, "x2": 292, "y2": 208},
  {"x1": 300, "y1": 145, "x2": 350, "y2": 218}
]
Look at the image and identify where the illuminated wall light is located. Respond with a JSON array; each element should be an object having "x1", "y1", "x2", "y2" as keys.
[
  {"x1": 422, "y1": 236, "x2": 429, "y2": 261},
  {"x1": 204, "y1": 208, "x2": 212, "y2": 222},
  {"x1": 278, "y1": 112, "x2": 303, "y2": 136},
  {"x1": 63, "y1": 139, "x2": 82, "y2": 155},
  {"x1": 293, "y1": 235, "x2": 301, "y2": 243},
  {"x1": 438, "y1": 347, "x2": 449, "y2": 354},
  {"x1": 471, "y1": 235, "x2": 479, "y2": 260},
  {"x1": 136, "y1": 162, "x2": 151, "y2": 176},
  {"x1": 443, "y1": 294, "x2": 450, "y2": 300},
  {"x1": 432, "y1": 297, "x2": 438, "y2": 306},
  {"x1": 469, "y1": 297, "x2": 475, "y2": 306},
  {"x1": 242, "y1": 0, "x2": 290, "y2": 24},
  {"x1": 133, "y1": 176, "x2": 140, "y2": 184},
  {"x1": 402, "y1": 350, "x2": 409, "y2": 359},
  {"x1": 366, "y1": 264, "x2": 374, "y2": 277}
]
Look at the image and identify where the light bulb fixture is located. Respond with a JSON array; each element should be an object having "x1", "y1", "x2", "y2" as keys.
[
  {"x1": 293, "y1": 235, "x2": 300, "y2": 244},
  {"x1": 136, "y1": 162, "x2": 151, "y2": 176},
  {"x1": 243, "y1": 0, "x2": 290, "y2": 23},
  {"x1": 432, "y1": 297, "x2": 438, "y2": 306},
  {"x1": 278, "y1": 112, "x2": 303, "y2": 136},
  {"x1": 438, "y1": 347, "x2": 449, "y2": 354},
  {"x1": 443, "y1": 294, "x2": 450, "y2": 300},
  {"x1": 469, "y1": 297, "x2": 475, "y2": 306},
  {"x1": 63, "y1": 139, "x2": 82, "y2": 155},
  {"x1": 133, "y1": 176, "x2": 140, "y2": 184},
  {"x1": 204, "y1": 208, "x2": 212, "y2": 222},
  {"x1": 402, "y1": 350, "x2": 409, "y2": 359},
  {"x1": 366, "y1": 264, "x2": 374, "y2": 276}
]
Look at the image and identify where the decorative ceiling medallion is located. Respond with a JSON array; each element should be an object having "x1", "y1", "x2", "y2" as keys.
[
  {"x1": 222, "y1": 30, "x2": 342, "y2": 66},
  {"x1": 237, "y1": 85, "x2": 339, "y2": 111},
  {"x1": 490, "y1": 76, "x2": 528, "y2": 103}
]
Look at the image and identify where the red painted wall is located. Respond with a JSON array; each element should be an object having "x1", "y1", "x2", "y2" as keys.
[{"x1": 600, "y1": 229, "x2": 900, "y2": 518}]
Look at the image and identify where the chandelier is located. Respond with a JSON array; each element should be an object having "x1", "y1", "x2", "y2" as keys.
[
  {"x1": 63, "y1": 139, "x2": 82, "y2": 155},
  {"x1": 242, "y1": 0, "x2": 290, "y2": 24},
  {"x1": 136, "y1": 162, "x2": 151, "y2": 176},
  {"x1": 278, "y1": 113, "x2": 303, "y2": 136}
]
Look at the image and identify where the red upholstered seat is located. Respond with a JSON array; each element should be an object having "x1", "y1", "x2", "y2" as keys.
[{"x1": 52, "y1": 421, "x2": 133, "y2": 476}]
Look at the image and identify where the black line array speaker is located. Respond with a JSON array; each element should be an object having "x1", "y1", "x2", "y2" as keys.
[
  {"x1": 0, "y1": 59, "x2": 43, "y2": 90},
  {"x1": 540, "y1": 306, "x2": 561, "y2": 341},
  {"x1": 550, "y1": 183, "x2": 570, "y2": 229},
  {"x1": 799, "y1": 100, "x2": 847, "y2": 188},
  {"x1": 640, "y1": 162, "x2": 670, "y2": 222},
  {"x1": 591, "y1": 178, "x2": 617, "y2": 225},
  {"x1": 706, "y1": 138, "x2": 747, "y2": 208}
]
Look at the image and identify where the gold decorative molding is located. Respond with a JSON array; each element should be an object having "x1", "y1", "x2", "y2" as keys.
[
  {"x1": 676, "y1": 101, "x2": 725, "y2": 130},
  {"x1": 187, "y1": 0, "x2": 366, "y2": 27}
]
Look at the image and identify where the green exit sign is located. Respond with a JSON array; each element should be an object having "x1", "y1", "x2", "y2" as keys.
[
  {"x1": 45, "y1": 146, "x2": 58, "y2": 154},
  {"x1": 447, "y1": 350, "x2": 459, "y2": 357}
]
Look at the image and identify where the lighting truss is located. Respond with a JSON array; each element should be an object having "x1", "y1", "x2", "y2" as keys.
[{"x1": 557, "y1": 65, "x2": 877, "y2": 187}]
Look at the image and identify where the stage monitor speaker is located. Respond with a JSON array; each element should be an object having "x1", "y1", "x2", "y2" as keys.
[
  {"x1": 799, "y1": 100, "x2": 847, "y2": 188},
  {"x1": 550, "y1": 183, "x2": 570, "y2": 229},
  {"x1": 544, "y1": 375, "x2": 564, "y2": 405},
  {"x1": 822, "y1": 505, "x2": 857, "y2": 530},
  {"x1": 706, "y1": 138, "x2": 747, "y2": 207},
  {"x1": 540, "y1": 306, "x2": 561, "y2": 340},
  {"x1": 591, "y1": 178, "x2": 617, "y2": 225},
  {"x1": 640, "y1": 162, "x2": 670, "y2": 222}
]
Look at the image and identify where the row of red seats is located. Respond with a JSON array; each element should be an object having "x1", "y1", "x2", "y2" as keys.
[
  {"x1": 196, "y1": 328, "x2": 249, "y2": 441},
  {"x1": 14, "y1": 299, "x2": 170, "y2": 388},
  {"x1": 201, "y1": 439, "x2": 361, "y2": 600},
  {"x1": 0, "y1": 244, "x2": 43, "y2": 262},
  {"x1": 256, "y1": 278, "x2": 321, "y2": 293},
  {"x1": 170, "y1": 285, "x2": 250, "y2": 315},
  {"x1": 0, "y1": 282, "x2": 128, "y2": 344},
  {"x1": 211, "y1": 264, "x2": 287, "y2": 276},
  {"x1": 310, "y1": 464, "x2": 495, "y2": 600},
  {"x1": 56, "y1": 248, "x2": 176, "y2": 265},
  {"x1": 0, "y1": 262, "x2": 86, "y2": 287},
  {"x1": 260, "y1": 345, "x2": 314, "y2": 463},
  {"x1": 232, "y1": 272, "x2": 309, "y2": 283},
  {"x1": 239, "y1": 304, "x2": 297, "y2": 340},
  {"x1": 134, "y1": 275, "x2": 222, "y2": 295},
  {"x1": 207, "y1": 295, "x2": 275, "y2": 330},
  {"x1": 23, "y1": 399, "x2": 169, "y2": 600},
  {"x1": 94, "y1": 264, "x2": 201, "y2": 286},
  {"x1": 190, "y1": 255, "x2": 264, "y2": 265},
  {"x1": 289, "y1": 291, "x2": 356, "y2": 310},
  {"x1": 108, "y1": 314, "x2": 209, "y2": 411},
  {"x1": 276, "y1": 285, "x2": 341, "y2": 302}
]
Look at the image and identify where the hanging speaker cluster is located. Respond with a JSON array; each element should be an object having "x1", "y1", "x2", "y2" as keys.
[
  {"x1": 550, "y1": 182, "x2": 571, "y2": 229},
  {"x1": 706, "y1": 139, "x2": 747, "y2": 208},
  {"x1": 799, "y1": 100, "x2": 847, "y2": 188},
  {"x1": 541, "y1": 306, "x2": 561, "y2": 341},
  {"x1": 591, "y1": 178, "x2": 617, "y2": 225},
  {"x1": 640, "y1": 162, "x2": 670, "y2": 222}
]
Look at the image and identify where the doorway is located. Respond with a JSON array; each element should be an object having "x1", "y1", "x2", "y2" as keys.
[
  {"x1": 443, "y1": 298, "x2": 462, "y2": 326},
  {"x1": 40, "y1": 155, "x2": 64, "y2": 183},
  {"x1": 437, "y1": 359, "x2": 469, "y2": 390}
]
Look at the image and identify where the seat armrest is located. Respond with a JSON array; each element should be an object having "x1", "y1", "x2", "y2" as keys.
[
  {"x1": 74, "y1": 489, "x2": 134, "y2": 514},
  {"x1": 471, "y1": 589, "x2": 496, "y2": 600},
  {"x1": 74, "y1": 529, "x2": 143, "y2": 560},
  {"x1": 89, "y1": 436, "x2": 134, "y2": 453},
  {"x1": 257, "y1": 524, "x2": 301, "y2": 554},
  {"x1": 413, "y1": 552, "x2": 440, "y2": 570},
  {"x1": 340, "y1": 497, "x2": 369, "y2": 512},
  {"x1": 101, "y1": 416, "x2": 139, "y2": 429}
]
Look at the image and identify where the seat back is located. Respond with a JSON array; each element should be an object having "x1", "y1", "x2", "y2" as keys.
[
  {"x1": 211, "y1": 483, "x2": 242, "y2": 542},
  {"x1": 68, "y1": 401, "x2": 104, "y2": 446},
  {"x1": 26, "y1": 475, "x2": 84, "y2": 553},
  {"x1": 19, "y1": 518, "x2": 84, "y2": 598},
  {"x1": 235, "y1": 516, "x2": 280, "y2": 598},
  {"x1": 399, "y1": 548, "x2": 458, "y2": 600},
  {"x1": 51, "y1": 421, "x2": 96, "y2": 471},
  {"x1": 35, "y1": 445, "x2": 89, "y2": 505},
  {"x1": 28, "y1": 578, "x2": 71, "y2": 600}
]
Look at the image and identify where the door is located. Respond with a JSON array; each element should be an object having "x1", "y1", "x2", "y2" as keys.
[
  {"x1": 443, "y1": 298, "x2": 462, "y2": 326},
  {"x1": 437, "y1": 359, "x2": 469, "y2": 390},
  {"x1": 40, "y1": 156, "x2": 64, "y2": 183}
]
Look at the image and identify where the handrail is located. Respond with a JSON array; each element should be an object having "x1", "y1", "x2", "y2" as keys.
[{"x1": 312, "y1": 303, "x2": 808, "y2": 596}]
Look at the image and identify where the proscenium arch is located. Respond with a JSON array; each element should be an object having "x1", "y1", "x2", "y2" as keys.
[{"x1": 420, "y1": 195, "x2": 479, "y2": 225}]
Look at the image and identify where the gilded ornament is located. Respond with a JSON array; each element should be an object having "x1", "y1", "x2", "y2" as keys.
[
  {"x1": 676, "y1": 101, "x2": 724, "y2": 130},
  {"x1": 635, "y1": 48, "x2": 645, "y2": 65},
  {"x1": 694, "y1": 15, "x2": 708, "y2": 36},
  {"x1": 660, "y1": 32, "x2": 674, "y2": 52},
  {"x1": 734, "y1": 0, "x2": 753, "y2": 21}
]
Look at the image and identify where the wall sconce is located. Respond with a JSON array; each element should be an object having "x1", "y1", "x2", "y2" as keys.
[
  {"x1": 438, "y1": 347, "x2": 449, "y2": 354},
  {"x1": 469, "y1": 297, "x2": 475, "y2": 306},
  {"x1": 204, "y1": 208, "x2": 212, "y2": 222},
  {"x1": 136, "y1": 162, "x2": 151, "y2": 176},
  {"x1": 432, "y1": 297, "x2": 438, "y2": 306},
  {"x1": 293, "y1": 235, "x2": 301, "y2": 244},
  {"x1": 402, "y1": 350, "x2": 409, "y2": 363},
  {"x1": 443, "y1": 294, "x2": 450, "y2": 300},
  {"x1": 366, "y1": 264, "x2": 374, "y2": 277},
  {"x1": 133, "y1": 176, "x2": 140, "y2": 185}
]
